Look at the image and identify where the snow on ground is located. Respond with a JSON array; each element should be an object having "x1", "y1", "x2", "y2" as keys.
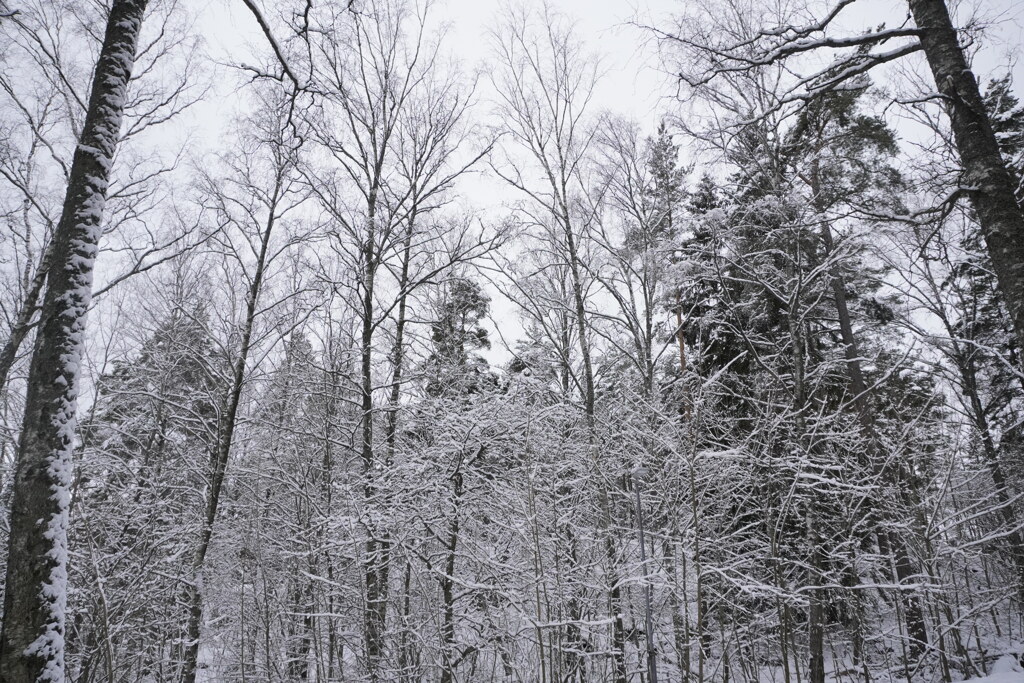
[{"x1": 964, "y1": 656, "x2": 1024, "y2": 683}]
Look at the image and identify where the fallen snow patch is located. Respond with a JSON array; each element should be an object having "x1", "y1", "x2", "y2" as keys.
[{"x1": 967, "y1": 656, "x2": 1024, "y2": 683}]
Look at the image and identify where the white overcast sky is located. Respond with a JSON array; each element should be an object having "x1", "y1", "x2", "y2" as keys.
[
  {"x1": 191, "y1": 0, "x2": 1024, "y2": 135},
  {"x1": 184, "y1": 0, "x2": 1024, "y2": 214}
]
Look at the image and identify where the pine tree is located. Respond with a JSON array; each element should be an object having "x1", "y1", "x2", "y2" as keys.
[
  {"x1": 425, "y1": 278, "x2": 494, "y2": 399},
  {"x1": 69, "y1": 298, "x2": 223, "y2": 679}
]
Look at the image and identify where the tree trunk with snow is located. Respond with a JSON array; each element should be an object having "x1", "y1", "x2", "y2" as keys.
[
  {"x1": 0, "y1": 243, "x2": 51, "y2": 397},
  {"x1": 909, "y1": 0, "x2": 1024, "y2": 355},
  {"x1": 0, "y1": 1, "x2": 147, "y2": 679},
  {"x1": 181, "y1": 160, "x2": 286, "y2": 683}
]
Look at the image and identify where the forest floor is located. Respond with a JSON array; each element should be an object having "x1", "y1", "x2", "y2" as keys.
[{"x1": 956, "y1": 656, "x2": 1024, "y2": 683}]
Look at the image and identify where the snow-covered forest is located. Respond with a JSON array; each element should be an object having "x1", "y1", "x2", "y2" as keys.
[{"x1": 2, "y1": 0, "x2": 1024, "y2": 680}]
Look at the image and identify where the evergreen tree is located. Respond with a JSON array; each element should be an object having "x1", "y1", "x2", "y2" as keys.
[
  {"x1": 425, "y1": 278, "x2": 494, "y2": 398},
  {"x1": 984, "y1": 74, "x2": 1024, "y2": 207},
  {"x1": 69, "y1": 297, "x2": 223, "y2": 679}
]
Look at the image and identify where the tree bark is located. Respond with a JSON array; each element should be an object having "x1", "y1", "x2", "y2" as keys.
[
  {"x1": 0, "y1": 243, "x2": 51, "y2": 396},
  {"x1": 812, "y1": 151, "x2": 930, "y2": 656},
  {"x1": 361, "y1": 206, "x2": 386, "y2": 681},
  {"x1": 955, "y1": 349, "x2": 1024, "y2": 591},
  {"x1": 374, "y1": 209, "x2": 417, "y2": 680},
  {"x1": 181, "y1": 172, "x2": 283, "y2": 683},
  {"x1": 558, "y1": 197, "x2": 628, "y2": 683},
  {"x1": 0, "y1": 1, "x2": 147, "y2": 679},
  {"x1": 909, "y1": 0, "x2": 1024, "y2": 355},
  {"x1": 439, "y1": 469, "x2": 463, "y2": 683},
  {"x1": 807, "y1": 529, "x2": 826, "y2": 683}
]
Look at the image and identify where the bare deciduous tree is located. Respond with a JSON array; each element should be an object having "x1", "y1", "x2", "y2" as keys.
[{"x1": 0, "y1": 1, "x2": 148, "y2": 678}]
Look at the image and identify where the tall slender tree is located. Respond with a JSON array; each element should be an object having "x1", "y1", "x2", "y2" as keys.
[
  {"x1": 907, "y1": 0, "x2": 1024, "y2": 354},
  {"x1": 181, "y1": 93, "x2": 307, "y2": 683},
  {"x1": 0, "y1": 2, "x2": 148, "y2": 679}
]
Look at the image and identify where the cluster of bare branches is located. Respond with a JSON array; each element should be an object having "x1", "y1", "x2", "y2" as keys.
[{"x1": 1, "y1": 0, "x2": 1024, "y2": 681}]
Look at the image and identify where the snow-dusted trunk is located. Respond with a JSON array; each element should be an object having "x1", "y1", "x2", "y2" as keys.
[
  {"x1": 374, "y1": 209, "x2": 417, "y2": 679},
  {"x1": 908, "y1": 0, "x2": 1024, "y2": 355},
  {"x1": 557, "y1": 198, "x2": 628, "y2": 683},
  {"x1": 784, "y1": 273, "x2": 826, "y2": 683},
  {"x1": 360, "y1": 205, "x2": 386, "y2": 681},
  {"x1": 825, "y1": 233, "x2": 929, "y2": 655},
  {"x1": 811, "y1": 156, "x2": 930, "y2": 657},
  {"x1": 181, "y1": 174, "x2": 282, "y2": 683},
  {"x1": 0, "y1": 243, "x2": 52, "y2": 396},
  {"x1": 438, "y1": 468, "x2": 464, "y2": 683},
  {"x1": 320, "y1": 352, "x2": 342, "y2": 680},
  {"x1": 958, "y1": 353, "x2": 1024, "y2": 590},
  {"x1": 0, "y1": 1, "x2": 147, "y2": 679}
]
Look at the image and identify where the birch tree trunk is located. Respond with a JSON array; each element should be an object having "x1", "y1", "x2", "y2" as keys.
[
  {"x1": 0, "y1": 1, "x2": 147, "y2": 679},
  {"x1": 908, "y1": 0, "x2": 1024, "y2": 354}
]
